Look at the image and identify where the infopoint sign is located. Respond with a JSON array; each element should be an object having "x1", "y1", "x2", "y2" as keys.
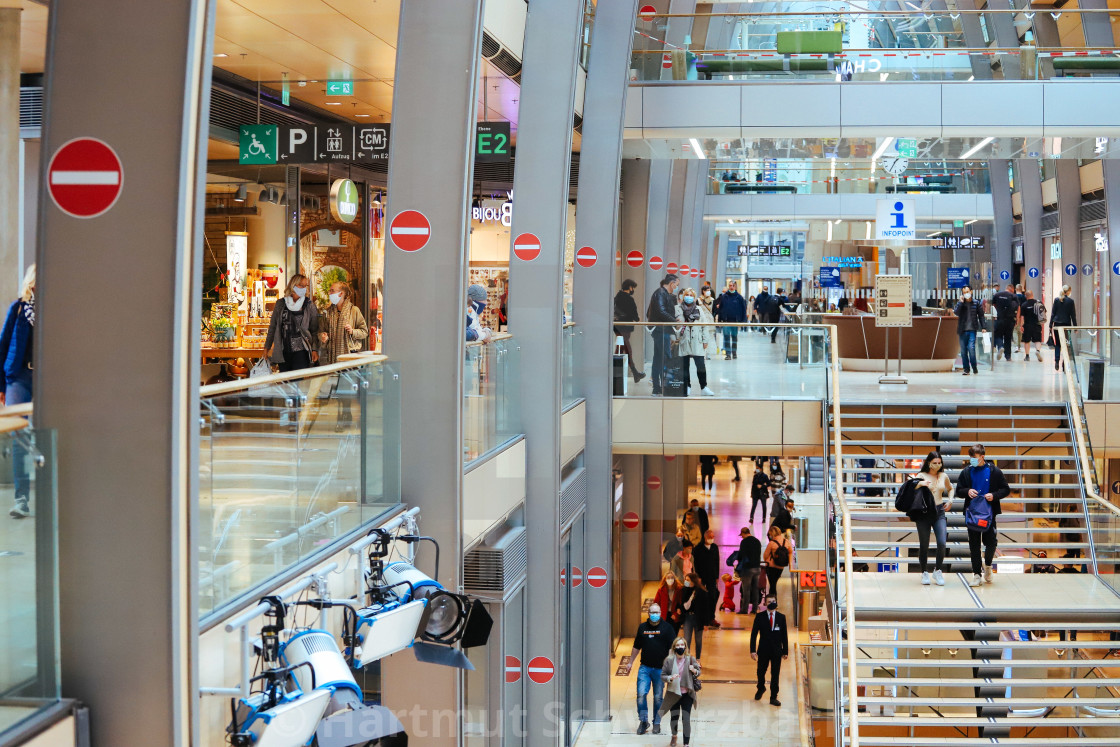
[
  {"x1": 875, "y1": 199, "x2": 916, "y2": 240},
  {"x1": 472, "y1": 191, "x2": 513, "y2": 227}
]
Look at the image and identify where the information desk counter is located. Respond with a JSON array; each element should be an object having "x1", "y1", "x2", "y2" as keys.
[{"x1": 831, "y1": 313, "x2": 959, "y2": 372}]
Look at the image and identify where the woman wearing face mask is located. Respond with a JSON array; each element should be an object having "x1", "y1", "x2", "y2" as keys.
[
  {"x1": 953, "y1": 285, "x2": 985, "y2": 376},
  {"x1": 679, "y1": 573, "x2": 711, "y2": 661},
  {"x1": 658, "y1": 637, "x2": 701, "y2": 747},
  {"x1": 674, "y1": 287, "x2": 716, "y2": 397},
  {"x1": 318, "y1": 281, "x2": 368, "y2": 365},
  {"x1": 913, "y1": 450, "x2": 953, "y2": 586},
  {"x1": 1049, "y1": 284, "x2": 1077, "y2": 372},
  {"x1": 699, "y1": 287, "x2": 717, "y2": 360},
  {"x1": 653, "y1": 571, "x2": 684, "y2": 631},
  {"x1": 265, "y1": 273, "x2": 319, "y2": 372}
]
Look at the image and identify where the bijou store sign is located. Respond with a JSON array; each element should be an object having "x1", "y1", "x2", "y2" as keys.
[{"x1": 472, "y1": 191, "x2": 513, "y2": 227}]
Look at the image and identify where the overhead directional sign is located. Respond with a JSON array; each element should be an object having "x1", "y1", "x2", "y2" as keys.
[
  {"x1": 47, "y1": 138, "x2": 124, "y2": 219},
  {"x1": 326, "y1": 80, "x2": 354, "y2": 96},
  {"x1": 239, "y1": 124, "x2": 390, "y2": 164},
  {"x1": 896, "y1": 138, "x2": 918, "y2": 158},
  {"x1": 476, "y1": 121, "x2": 511, "y2": 164}
]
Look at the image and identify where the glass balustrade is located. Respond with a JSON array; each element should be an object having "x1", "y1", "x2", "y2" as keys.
[
  {"x1": 562, "y1": 323, "x2": 583, "y2": 409},
  {"x1": 709, "y1": 162, "x2": 991, "y2": 195},
  {"x1": 1065, "y1": 327, "x2": 1120, "y2": 402},
  {"x1": 199, "y1": 355, "x2": 400, "y2": 618},
  {"x1": 0, "y1": 418, "x2": 59, "y2": 738},
  {"x1": 613, "y1": 322, "x2": 831, "y2": 400},
  {"x1": 630, "y1": 10, "x2": 1120, "y2": 83},
  {"x1": 464, "y1": 333, "x2": 522, "y2": 465}
]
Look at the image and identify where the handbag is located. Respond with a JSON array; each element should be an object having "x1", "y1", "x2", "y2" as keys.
[{"x1": 690, "y1": 657, "x2": 703, "y2": 691}]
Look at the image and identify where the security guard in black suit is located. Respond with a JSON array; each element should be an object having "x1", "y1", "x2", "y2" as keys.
[{"x1": 750, "y1": 594, "x2": 789, "y2": 706}]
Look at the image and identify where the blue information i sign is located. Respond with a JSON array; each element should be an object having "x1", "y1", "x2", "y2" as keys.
[
  {"x1": 819, "y1": 266, "x2": 843, "y2": 288},
  {"x1": 947, "y1": 266, "x2": 971, "y2": 288},
  {"x1": 1065, "y1": 263, "x2": 1077, "y2": 276}
]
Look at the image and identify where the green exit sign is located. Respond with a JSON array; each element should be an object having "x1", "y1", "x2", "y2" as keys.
[
  {"x1": 326, "y1": 80, "x2": 354, "y2": 96},
  {"x1": 954, "y1": 219, "x2": 964, "y2": 228},
  {"x1": 476, "y1": 121, "x2": 511, "y2": 164},
  {"x1": 896, "y1": 138, "x2": 918, "y2": 158}
]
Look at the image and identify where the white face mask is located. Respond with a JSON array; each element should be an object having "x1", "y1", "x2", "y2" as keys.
[
  {"x1": 294, "y1": 285, "x2": 308, "y2": 298},
  {"x1": 963, "y1": 292, "x2": 972, "y2": 299},
  {"x1": 684, "y1": 296, "x2": 695, "y2": 304},
  {"x1": 329, "y1": 292, "x2": 343, "y2": 306}
]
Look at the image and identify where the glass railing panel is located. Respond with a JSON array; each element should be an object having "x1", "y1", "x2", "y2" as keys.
[
  {"x1": 709, "y1": 164, "x2": 991, "y2": 196},
  {"x1": 198, "y1": 356, "x2": 399, "y2": 618},
  {"x1": 562, "y1": 323, "x2": 582, "y2": 409},
  {"x1": 1068, "y1": 328, "x2": 1120, "y2": 402},
  {"x1": 0, "y1": 423, "x2": 60, "y2": 736},
  {"x1": 464, "y1": 334, "x2": 522, "y2": 466},
  {"x1": 615, "y1": 322, "x2": 829, "y2": 400}
]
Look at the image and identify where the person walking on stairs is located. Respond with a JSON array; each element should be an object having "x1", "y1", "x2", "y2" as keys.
[
  {"x1": 955, "y1": 444, "x2": 1010, "y2": 586},
  {"x1": 913, "y1": 450, "x2": 953, "y2": 586},
  {"x1": 750, "y1": 595, "x2": 789, "y2": 706}
]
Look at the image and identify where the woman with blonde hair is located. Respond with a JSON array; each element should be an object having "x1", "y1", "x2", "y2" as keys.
[
  {"x1": 1, "y1": 264, "x2": 36, "y2": 518},
  {"x1": 652, "y1": 570, "x2": 684, "y2": 631},
  {"x1": 658, "y1": 636, "x2": 701, "y2": 746},
  {"x1": 674, "y1": 286, "x2": 716, "y2": 396},
  {"x1": 265, "y1": 273, "x2": 319, "y2": 371}
]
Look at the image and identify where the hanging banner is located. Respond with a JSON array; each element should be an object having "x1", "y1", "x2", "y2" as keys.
[{"x1": 226, "y1": 231, "x2": 248, "y2": 309}]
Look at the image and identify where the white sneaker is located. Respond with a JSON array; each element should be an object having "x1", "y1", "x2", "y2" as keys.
[
  {"x1": 921, "y1": 571, "x2": 931, "y2": 585},
  {"x1": 969, "y1": 574, "x2": 983, "y2": 587},
  {"x1": 701, "y1": 387, "x2": 715, "y2": 396},
  {"x1": 8, "y1": 499, "x2": 29, "y2": 519},
  {"x1": 1035, "y1": 349, "x2": 1042, "y2": 362},
  {"x1": 933, "y1": 570, "x2": 945, "y2": 586},
  {"x1": 984, "y1": 566, "x2": 993, "y2": 584}
]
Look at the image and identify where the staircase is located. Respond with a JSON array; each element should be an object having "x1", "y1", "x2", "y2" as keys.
[{"x1": 830, "y1": 402, "x2": 1120, "y2": 747}]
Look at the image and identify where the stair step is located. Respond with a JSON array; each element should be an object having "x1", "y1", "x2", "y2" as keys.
[
  {"x1": 843, "y1": 737, "x2": 1120, "y2": 746},
  {"x1": 847, "y1": 640, "x2": 1118, "y2": 650},
  {"x1": 848, "y1": 512, "x2": 1087, "y2": 519},
  {"x1": 841, "y1": 540, "x2": 1090, "y2": 548},
  {"x1": 842, "y1": 658, "x2": 1107, "y2": 668},
  {"x1": 833, "y1": 426, "x2": 1070, "y2": 433},
  {"x1": 847, "y1": 620, "x2": 1112, "y2": 630},
  {"x1": 858, "y1": 716, "x2": 1108, "y2": 727},
  {"x1": 856, "y1": 696, "x2": 1120, "y2": 707},
  {"x1": 851, "y1": 676, "x2": 1120, "y2": 687},
  {"x1": 842, "y1": 556, "x2": 1078, "y2": 565}
]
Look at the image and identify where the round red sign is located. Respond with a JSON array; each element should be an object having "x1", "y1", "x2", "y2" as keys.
[
  {"x1": 587, "y1": 567, "x2": 608, "y2": 588},
  {"x1": 622, "y1": 511, "x2": 640, "y2": 529},
  {"x1": 665, "y1": 455, "x2": 676, "y2": 462},
  {"x1": 514, "y1": 233, "x2": 542, "y2": 262},
  {"x1": 389, "y1": 210, "x2": 432, "y2": 252},
  {"x1": 626, "y1": 250, "x2": 644, "y2": 268},
  {"x1": 615, "y1": 251, "x2": 622, "y2": 267},
  {"x1": 679, "y1": 264, "x2": 690, "y2": 276},
  {"x1": 691, "y1": 268, "x2": 700, "y2": 278},
  {"x1": 48, "y1": 138, "x2": 123, "y2": 219},
  {"x1": 527, "y1": 656, "x2": 555, "y2": 684},
  {"x1": 639, "y1": 5, "x2": 657, "y2": 22},
  {"x1": 571, "y1": 566, "x2": 582, "y2": 588},
  {"x1": 662, "y1": 53, "x2": 673, "y2": 69},
  {"x1": 505, "y1": 655, "x2": 521, "y2": 684},
  {"x1": 649, "y1": 255, "x2": 663, "y2": 271},
  {"x1": 647, "y1": 476, "x2": 661, "y2": 490},
  {"x1": 667, "y1": 262, "x2": 678, "y2": 274},
  {"x1": 575, "y1": 246, "x2": 597, "y2": 268},
  {"x1": 700, "y1": 270, "x2": 706, "y2": 278}
]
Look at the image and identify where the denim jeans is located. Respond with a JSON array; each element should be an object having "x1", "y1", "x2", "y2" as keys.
[
  {"x1": 722, "y1": 326, "x2": 739, "y2": 356},
  {"x1": 7, "y1": 368, "x2": 32, "y2": 502},
  {"x1": 636, "y1": 664, "x2": 664, "y2": 724},
  {"x1": 959, "y1": 331, "x2": 978, "y2": 372}
]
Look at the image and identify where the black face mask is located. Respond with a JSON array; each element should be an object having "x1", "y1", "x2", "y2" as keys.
[
  {"x1": 767, "y1": 601, "x2": 778, "y2": 611},
  {"x1": 674, "y1": 646, "x2": 686, "y2": 654}
]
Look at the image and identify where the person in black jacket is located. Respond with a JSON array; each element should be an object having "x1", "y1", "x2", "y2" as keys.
[
  {"x1": 991, "y1": 283, "x2": 1020, "y2": 362},
  {"x1": 1049, "y1": 284, "x2": 1077, "y2": 372},
  {"x1": 954, "y1": 286, "x2": 985, "y2": 376},
  {"x1": 629, "y1": 604, "x2": 677, "y2": 735},
  {"x1": 614, "y1": 279, "x2": 646, "y2": 383},
  {"x1": 767, "y1": 288, "x2": 788, "y2": 343},
  {"x1": 750, "y1": 595, "x2": 789, "y2": 706},
  {"x1": 647, "y1": 273, "x2": 680, "y2": 395},
  {"x1": 716, "y1": 280, "x2": 747, "y2": 359},
  {"x1": 693, "y1": 529, "x2": 722, "y2": 629},
  {"x1": 698, "y1": 455, "x2": 717, "y2": 493},
  {"x1": 955, "y1": 444, "x2": 1011, "y2": 586},
  {"x1": 750, "y1": 464, "x2": 771, "y2": 523},
  {"x1": 728, "y1": 525, "x2": 763, "y2": 613}
]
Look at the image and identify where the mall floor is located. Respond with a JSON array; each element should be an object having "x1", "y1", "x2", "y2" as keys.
[
  {"x1": 627, "y1": 326, "x2": 1070, "y2": 404},
  {"x1": 0, "y1": 482, "x2": 38, "y2": 733},
  {"x1": 575, "y1": 461, "x2": 809, "y2": 747}
]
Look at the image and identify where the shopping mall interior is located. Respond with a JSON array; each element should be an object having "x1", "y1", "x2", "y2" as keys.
[{"x1": 2, "y1": 0, "x2": 1120, "y2": 745}]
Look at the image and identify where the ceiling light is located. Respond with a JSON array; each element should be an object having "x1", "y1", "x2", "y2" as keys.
[
  {"x1": 689, "y1": 138, "x2": 707, "y2": 159},
  {"x1": 872, "y1": 137, "x2": 895, "y2": 162},
  {"x1": 834, "y1": 219, "x2": 842, "y2": 225},
  {"x1": 325, "y1": 102, "x2": 342, "y2": 106},
  {"x1": 830, "y1": 157, "x2": 837, "y2": 178},
  {"x1": 960, "y1": 137, "x2": 993, "y2": 159},
  {"x1": 967, "y1": 75, "x2": 974, "y2": 82},
  {"x1": 964, "y1": 219, "x2": 978, "y2": 226},
  {"x1": 233, "y1": 184, "x2": 247, "y2": 203},
  {"x1": 865, "y1": 221, "x2": 872, "y2": 240},
  {"x1": 214, "y1": 53, "x2": 228, "y2": 58},
  {"x1": 905, "y1": 1, "x2": 921, "y2": 9},
  {"x1": 925, "y1": 231, "x2": 941, "y2": 238},
  {"x1": 827, "y1": 222, "x2": 833, "y2": 242},
  {"x1": 355, "y1": 113, "x2": 371, "y2": 117}
]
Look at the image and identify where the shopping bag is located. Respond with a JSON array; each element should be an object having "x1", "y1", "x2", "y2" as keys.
[{"x1": 979, "y1": 330, "x2": 992, "y2": 353}]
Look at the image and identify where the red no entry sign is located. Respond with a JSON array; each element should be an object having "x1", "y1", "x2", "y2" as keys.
[
  {"x1": 647, "y1": 476, "x2": 661, "y2": 490},
  {"x1": 667, "y1": 262, "x2": 678, "y2": 274},
  {"x1": 562, "y1": 566, "x2": 582, "y2": 587},
  {"x1": 514, "y1": 233, "x2": 542, "y2": 262},
  {"x1": 626, "y1": 250, "x2": 644, "y2": 268},
  {"x1": 615, "y1": 251, "x2": 622, "y2": 267},
  {"x1": 575, "y1": 246, "x2": 597, "y2": 268},
  {"x1": 505, "y1": 655, "x2": 521, "y2": 684},
  {"x1": 528, "y1": 656, "x2": 555, "y2": 684},
  {"x1": 48, "y1": 138, "x2": 123, "y2": 219},
  {"x1": 389, "y1": 210, "x2": 431, "y2": 252},
  {"x1": 679, "y1": 264, "x2": 691, "y2": 276},
  {"x1": 587, "y1": 567, "x2": 608, "y2": 588},
  {"x1": 662, "y1": 53, "x2": 673, "y2": 69},
  {"x1": 700, "y1": 270, "x2": 706, "y2": 278},
  {"x1": 639, "y1": 5, "x2": 657, "y2": 22},
  {"x1": 622, "y1": 511, "x2": 640, "y2": 529},
  {"x1": 691, "y1": 268, "x2": 700, "y2": 278},
  {"x1": 649, "y1": 255, "x2": 663, "y2": 271}
]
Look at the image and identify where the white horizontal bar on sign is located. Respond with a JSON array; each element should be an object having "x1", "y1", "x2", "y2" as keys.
[{"x1": 50, "y1": 170, "x2": 120, "y2": 185}]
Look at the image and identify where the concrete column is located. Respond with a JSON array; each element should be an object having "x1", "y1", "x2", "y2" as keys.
[
  {"x1": 989, "y1": 159, "x2": 1014, "y2": 282},
  {"x1": 571, "y1": 0, "x2": 640, "y2": 719},
  {"x1": 642, "y1": 454, "x2": 665, "y2": 581},
  {"x1": 953, "y1": 0, "x2": 994, "y2": 80},
  {"x1": 1019, "y1": 160, "x2": 1045, "y2": 296},
  {"x1": 506, "y1": 0, "x2": 585, "y2": 738},
  {"x1": 621, "y1": 160, "x2": 652, "y2": 366},
  {"x1": 1103, "y1": 161, "x2": 1120, "y2": 355},
  {"x1": 380, "y1": 2, "x2": 483, "y2": 741},
  {"x1": 982, "y1": 0, "x2": 1022, "y2": 80},
  {"x1": 1079, "y1": 0, "x2": 1114, "y2": 48},
  {"x1": 37, "y1": 0, "x2": 213, "y2": 743},
  {"x1": 1031, "y1": 14, "x2": 1060, "y2": 79},
  {"x1": 0, "y1": 9, "x2": 19, "y2": 302},
  {"x1": 714, "y1": 230, "x2": 729, "y2": 292},
  {"x1": 619, "y1": 455, "x2": 644, "y2": 638},
  {"x1": 663, "y1": 161, "x2": 689, "y2": 262},
  {"x1": 1055, "y1": 160, "x2": 1082, "y2": 304}
]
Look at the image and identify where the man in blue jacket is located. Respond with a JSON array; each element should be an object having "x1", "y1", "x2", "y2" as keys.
[{"x1": 716, "y1": 280, "x2": 747, "y2": 359}]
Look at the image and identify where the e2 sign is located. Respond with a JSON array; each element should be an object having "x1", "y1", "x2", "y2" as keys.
[{"x1": 476, "y1": 121, "x2": 511, "y2": 164}]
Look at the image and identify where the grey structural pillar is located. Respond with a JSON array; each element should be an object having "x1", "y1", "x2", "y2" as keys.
[
  {"x1": 572, "y1": 0, "x2": 639, "y2": 720},
  {"x1": 989, "y1": 159, "x2": 1014, "y2": 282},
  {"x1": 1079, "y1": 0, "x2": 1114, "y2": 48},
  {"x1": 621, "y1": 160, "x2": 652, "y2": 367},
  {"x1": 506, "y1": 0, "x2": 585, "y2": 739},
  {"x1": 953, "y1": 0, "x2": 994, "y2": 79},
  {"x1": 380, "y1": 2, "x2": 483, "y2": 742},
  {"x1": 1055, "y1": 160, "x2": 1082, "y2": 301},
  {"x1": 36, "y1": 0, "x2": 212, "y2": 743},
  {"x1": 1103, "y1": 161, "x2": 1120, "y2": 349},
  {"x1": 0, "y1": 8, "x2": 18, "y2": 303},
  {"x1": 663, "y1": 161, "x2": 688, "y2": 264},
  {"x1": 981, "y1": 0, "x2": 1021, "y2": 80},
  {"x1": 1019, "y1": 160, "x2": 1045, "y2": 296}
]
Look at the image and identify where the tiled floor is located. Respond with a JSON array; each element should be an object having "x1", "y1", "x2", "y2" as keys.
[
  {"x1": 575, "y1": 463, "x2": 808, "y2": 747},
  {"x1": 0, "y1": 484, "x2": 38, "y2": 697}
]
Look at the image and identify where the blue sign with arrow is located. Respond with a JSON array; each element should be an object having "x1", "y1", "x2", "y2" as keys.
[
  {"x1": 1083, "y1": 264, "x2": 1094, "y2": 276},
  {"x1": 1028, "y1": 267, "x2": 1039, "y2": 278},
  {"x1": 999, "y1": 270, "x2": 1010, "y2": 281},
  {"x1": 1113, "y1": 261, "x2": 1120, "y2": 276},
  {"x1": 1065, "y1": 263, "x2": 1077, "y2": 276}
]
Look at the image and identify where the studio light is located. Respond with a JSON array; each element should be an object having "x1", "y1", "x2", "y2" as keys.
[{"x1": 233, "y1": 184, "x2": 248, "y2": 203}]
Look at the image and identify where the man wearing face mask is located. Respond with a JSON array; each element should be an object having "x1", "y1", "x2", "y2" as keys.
[
  {"x1": 750, "y1": 595, "x2": 789, "y2": 706},
  {"x1": 954, "y1": 285, "x2": 985, "y2": 376},
  {"x1": 629, "y1": 603, "x2": 676, "y2": 735},
  {"x1": 955, "y1": 444, "x2": 1010, "y2": 586},
  {"x1": 647, "y1": 274, "x2": 680, "y2": 395},
  {"x1": 715, "y1": 280, "x2": 747, "y2": 359},
  {"x1": 465, "y1": 284, "x2": 493, "y2": 343}
]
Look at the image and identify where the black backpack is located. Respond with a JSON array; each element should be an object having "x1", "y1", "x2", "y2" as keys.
[{"x1": 772, "y1": 540, "x2": 790, "y2": 568}]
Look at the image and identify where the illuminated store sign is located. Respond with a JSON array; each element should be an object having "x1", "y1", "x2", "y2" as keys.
[
  {"x1": 824, "y1": 255, "x2": 864, "y2": 268},
  {"x1": 472, "y1": 191, "x2": 513, "y2": 227}
]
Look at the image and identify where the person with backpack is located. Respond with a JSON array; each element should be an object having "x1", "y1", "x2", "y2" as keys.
[
  {"x1": 1049, "y1": 284, "x2": 1077, "y2": 372},
  {"x1": 1019, "y1": 289, "x2": 1044, "y2": 362},
  {"x1": 955, "y1": 444, "x2": 1010, "y2": 587},
  {"x1": 991, "y1": 283, "x2": 1020, "y2": 362},
  {"x1": 727, "y1": 525, "x2": 763, "y2": 614},
  {"x1": 763, "y1": 525, "x2": 792, "y2": 593},
  {"x1": 911, "y1": 451, "x2": 954, "y2": 586}
]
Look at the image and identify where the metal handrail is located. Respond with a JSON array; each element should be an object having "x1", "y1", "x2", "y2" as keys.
[
  {"x1": 635, "y1": 45, "x2": 1120, "y2": 55},
  {"x1": 465, "y1": 331, "x2": 513, "y2": 349},
  {"x1": 826, "y1": 323, "x2": 859, "y2": 746},
  {"x1": 639, "y1": 9, "x2": 1120, "y2": 17},
  {"x1": 200, "y1": 354, "x2": 388, "y2": 398},
  {"x1": 1057, "y1": 328, "x2": 1120, "y2": 521}
]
